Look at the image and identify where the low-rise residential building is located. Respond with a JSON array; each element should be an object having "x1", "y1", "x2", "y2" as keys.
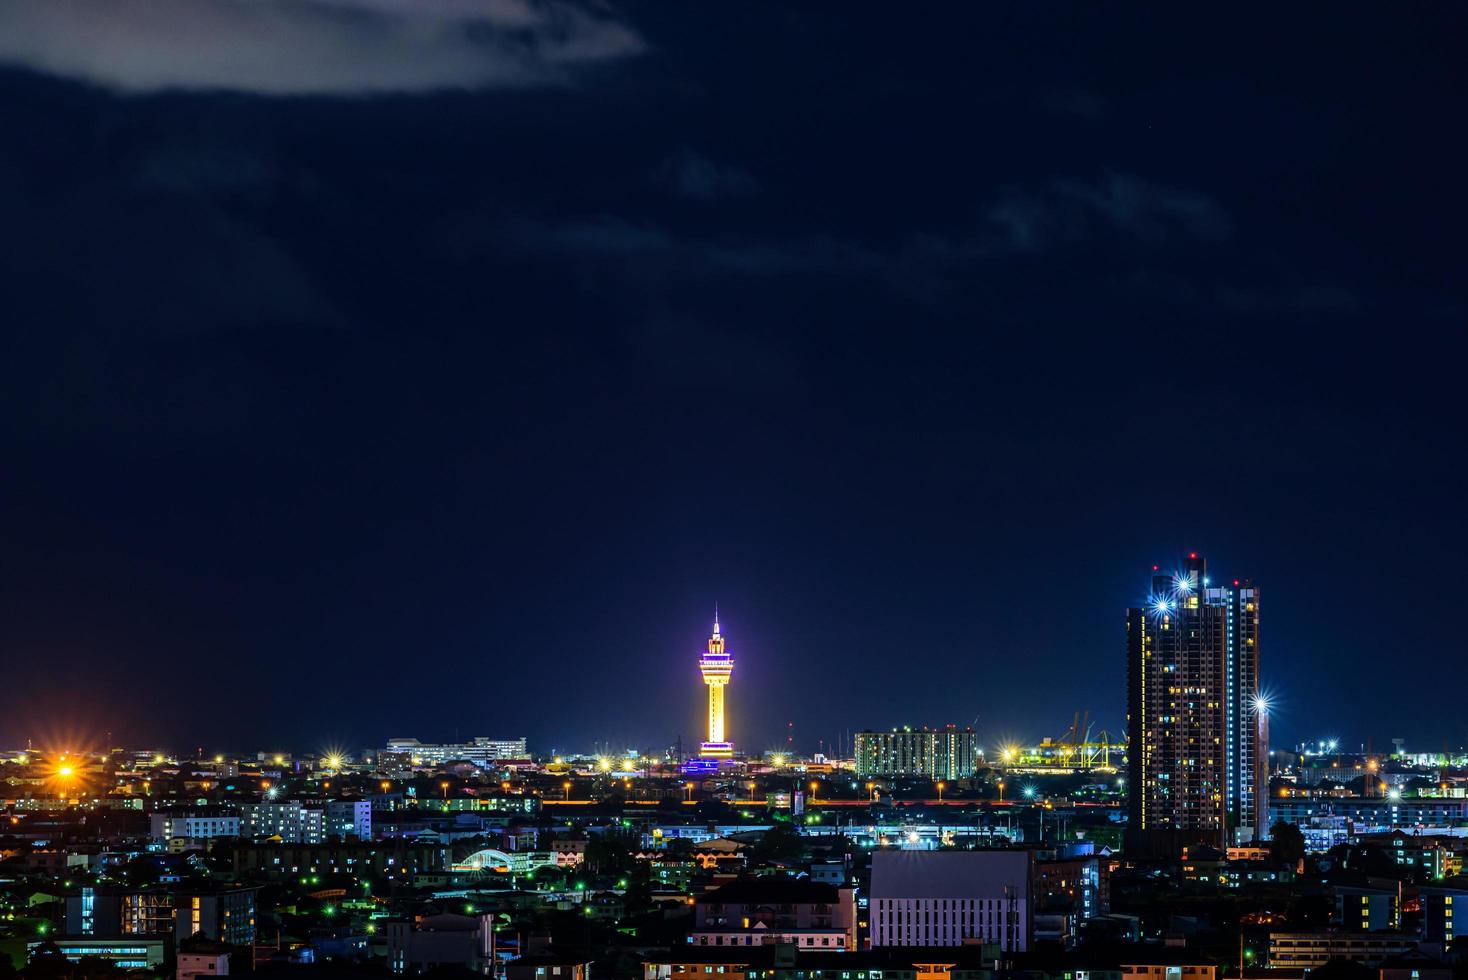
[
  {"x1": 1378, "y1": 951, "x2": 1452, "y2": 980},
  {"x1": 175, "y1": 886, "x2": 259, "y2": 946},
  {"x1": 1335, "y1": 886, "x2": 1399, "y2": 933},
  {"x1": 506, "y1": 949, "x2": 593, "y2": 980},
  {"x1": 1268, "y1": 932, "x2": 1420, "y2": 969},
  {"x1": 692, "y1": 877, "x2": 857, "y2": 951},
  {"x1": 28, "y1": 937, "x2": 168, "y2": 971},
  {"x1": 1419, "y1": 878, "x2": 1468, "y2": 947},
  {"x1": 65, "y1": 887, "x2": 174, "y2": 936},
  {"x1": 385, "y1": 913, "x2": 494, "y2": 975},
  {"x1": 1118, "y1": 949, "x2": 1218, "y2": 980},
  {"x1": 177, "y1": 936, "x2": 236, "y2": 980},
  {"x1": 233, "y1": 840, "x2": 447, "y2": 879}
]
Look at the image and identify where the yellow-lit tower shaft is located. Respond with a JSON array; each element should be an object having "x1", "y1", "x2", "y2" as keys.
[{"x1": 698, "y1": 609, "x2": 734, "y2": 758}]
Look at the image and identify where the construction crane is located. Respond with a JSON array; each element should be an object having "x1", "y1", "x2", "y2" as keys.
[{"x1": 1008, "y1": 711, "x2": 1122, "y2": 773}]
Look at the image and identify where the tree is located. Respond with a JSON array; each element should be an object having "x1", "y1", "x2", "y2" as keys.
[
  {"x1": 1270, "y1": 821, "x2": 1306, "y2": 867},
  {"x1": 584, "y1": 826, "x2": 640, "y2": 876},
  {"x1": 750, "y1": 821, "x2": 804, "y2": 864}
]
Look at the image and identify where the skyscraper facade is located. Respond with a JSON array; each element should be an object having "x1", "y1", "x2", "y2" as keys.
[{"x1": 1126, "y1": 554, "x2": 1266, "y2": 856}]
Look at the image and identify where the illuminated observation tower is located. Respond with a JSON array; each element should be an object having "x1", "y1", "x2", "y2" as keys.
[{"x1": 698, "y1": 607, "x2": 734, "y2": 759}]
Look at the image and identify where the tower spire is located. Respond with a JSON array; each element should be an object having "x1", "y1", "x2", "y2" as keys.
[{"x1": 698, "y1": 603, "x2": 734, "y2": 760}]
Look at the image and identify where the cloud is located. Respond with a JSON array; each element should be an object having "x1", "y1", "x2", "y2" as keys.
[
  {"x1": 0, "y1": 0, "x2": 643, "y2": 96},
  {"x1": 987, "y1": 173, "x2": 1232, "y2": 250},
  {"x1": 654, "y1": 147, "x2": 760, "y2": 200}
]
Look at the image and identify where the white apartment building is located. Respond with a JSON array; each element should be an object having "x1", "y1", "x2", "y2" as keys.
[{"x1": 149, "y1": 812, "x2": 241, "y2": 841}]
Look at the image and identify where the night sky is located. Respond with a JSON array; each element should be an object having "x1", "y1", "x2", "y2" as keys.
[{"x1": 1, "y1": 3, "x2": 1464, "y2": 757}]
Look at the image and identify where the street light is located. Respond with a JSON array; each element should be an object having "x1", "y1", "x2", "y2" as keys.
[
  {"x1": 57, "y1": 765, "x2": 76, "y2": 803},
  {"x1": 748, "y1": 781, "x2": 757, "y2": 803},
  {"x1": 564, "y1": 780, "x2": 573, "y2": 801},
  {"x1": 441, "y1": 781, "x2": 450, "y2": 799},
  {"x1": 996, "y1": 779, "x2": 1005, "y2": 803},
  {"x1": 684, "y1": 781, "x2": 695, "y2": 803},
  {"x1": 937, "y1": 781, "x2": 946, "y2": 803},
  {"x1": 866, "y1": 781, "x2": 876, "y2": 803}
]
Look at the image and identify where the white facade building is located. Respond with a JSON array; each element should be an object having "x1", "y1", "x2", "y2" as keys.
[
  {"x1": 382, "y1": 737, "x2": 528, "y2": 767},
  {"x1": 870, "y1": 850, "x2": 1033, "y2": 951},
  {"x1": 240, "y1": 802, "x2": 325, "y2": 843},
  {"x1": 326, "y1": 800, "x2": 372, "y2": 840},
  {"x1": 149, "y1": 813, "x2": 241, "y2": 841}
]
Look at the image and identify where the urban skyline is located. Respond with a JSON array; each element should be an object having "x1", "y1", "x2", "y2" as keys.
[
  {"x1": 3, "y1": 8, "x2": 1466, "y2": 760},
  {"x1": 2, "y1": 4, "x2": 1465, "y2": 978},
  {"x1": 7, "y1": 552, "x2": 1466, "y2": 762}
]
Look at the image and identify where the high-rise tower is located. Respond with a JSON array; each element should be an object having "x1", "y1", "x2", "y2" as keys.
[
  {"x1": 698, "y1": 608, "x2": 734, "y2": 759},
  {"x1": 1126, "y1": 554, "x2": 1266, "y2": 856}
]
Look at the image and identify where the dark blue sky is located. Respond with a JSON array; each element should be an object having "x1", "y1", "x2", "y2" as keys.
[{"x1": 0, "y1": 3, "x2": 1464, "y2": 757}]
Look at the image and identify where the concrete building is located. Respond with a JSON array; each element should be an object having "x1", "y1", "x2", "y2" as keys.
[
  {"x1": 643, "y1": 943, "x2": 1032, "y2": 980},
  {"x1": 325, "y1": 800, "x2": 372, "y2": 840},
  {"x1": 1419, "y1": 878, "x2": 1468, "y2": 947},
  {"x1": 869, "y1": 849, "x2": 1033, "y2": 951},
  {"x1": 233, "y1": 840, "x2": 447, "y2": 879},
  {"x1": 692, "y1": 877, "x2": 857, "y2": 950},
  {"x1": 1034, "y1": 845, "x2": 1109, "y2": 945},
  {"x1": 149, "y1": 812, "x2": 241, "y2": 843},
  {"x1": 1268, "y1": 933, "x2": 1419, "y2": 969},
  {"x1": 240, "y1": 801, "x2": 324, "y2": 843},
  {"x1": 1117, "y1": 949, "x2": 1218, "y2": 980},
  {"x1": 1335, "y1": 886, "x2": 1399, "y2": 933},
  {"x1": 506, "y1": 949, "x2": 594, "y2": 980},
  {"x1": 1379, "y1": 951, "x2": 1452, "y2": 980},
  {"x1": 65, "y1": 887, "x2": 174, "y2": 936},
  {"x1": 28, "y1": 937, "x2": 167, "y2": 971},
  {"x1": 1269, "y1": 797, "x2": 1468, "y2": 833},
  {"x1": 381, "y1": 737, "x2": 528, "y2": 768},
  {"x1": 855, "y1": 727, "x2": 980, "y2": 780},
  {"x1": 177, "y1": 936, "x2": 235, "y2": 980},
  {"x1": 385, "y1": 913, "x2": 494, "y2": 974},
  {"x1": 175, "y1": 887, "x2": 259, "y2": 946}
]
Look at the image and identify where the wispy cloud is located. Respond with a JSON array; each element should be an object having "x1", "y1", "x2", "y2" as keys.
[
  {"x1": 0, "y1": 0, "x2": 643, "y2": 96},
  {"x1": 653, "y1": 147, "x2": 760, "y2": 201},
  {"x1": 988, "y1": 173, "x2": 1232, "y2": 250}
]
